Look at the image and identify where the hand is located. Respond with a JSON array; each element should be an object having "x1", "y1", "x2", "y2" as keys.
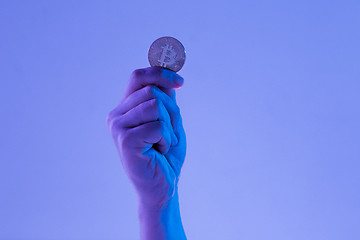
[{"x1": 106, "y1": 66, "x2": 186, "y2": 209}]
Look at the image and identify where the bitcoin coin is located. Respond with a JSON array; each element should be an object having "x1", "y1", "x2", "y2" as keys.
[{"x1": 148, "y1": 36, "x2": 186, "y2": 72}]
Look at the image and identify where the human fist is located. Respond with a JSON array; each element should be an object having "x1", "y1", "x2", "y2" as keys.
[{"x1": 107, "y1": 67, "x2": 186, "y2": 209}]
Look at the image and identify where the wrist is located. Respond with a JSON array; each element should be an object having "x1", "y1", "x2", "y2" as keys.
[{"x1": 137, "y1": 188, "x2": 187, "y2": 240}]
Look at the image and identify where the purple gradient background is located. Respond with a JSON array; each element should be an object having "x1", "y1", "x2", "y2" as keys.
[{"x1": 1, "y1": 1, "x2": 359, "y2": 239}]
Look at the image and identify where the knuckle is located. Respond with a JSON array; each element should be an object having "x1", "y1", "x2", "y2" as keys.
[
  {"x1": 106, "y1": 112, "x2": 113, "y2": 127},
  {"x1": 119, "y1": 129, "x2": 131, "y2": 144},
  {"x1": 106, "y1": 108, "x2": 124, "y2": 129},
  {"x1": 106, "y1": 112, "x2": 116, "y2": 130},
  {"x1": 138, "y1": 99, "x2": 159, "y2": 119},
  {"x1": 108, "y1": 117, "x2": 121, "y2": 132},
  {"x1": 131, "y1": 68, "x2": 145, "y2": 79},
  {"x1": 152, "y1": 120, "x2": 164, "y2": 134},
  {"x1": 158, "y1": 120, "x2": 167, "y2": 133},
  {"x1": 148, "y1": 98, "x2": 159, "y2": 109},
  {"x1": 107, "y1": 107, "x2": 119, "y2": 118},
  {"x1": 144, "y1": 85, "x2": 156, "y2": 98},
  {"x1": 107, "y1": 108, "x2": 116, "y2": 120}
]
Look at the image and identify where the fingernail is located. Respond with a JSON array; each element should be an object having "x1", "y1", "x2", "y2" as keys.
[{"x1": 174, "y1": 76, "x2": 184, "y2": 85}]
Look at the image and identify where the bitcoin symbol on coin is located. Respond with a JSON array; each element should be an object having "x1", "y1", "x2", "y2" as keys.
[
  {"x1": 148, "y1": 36, "x2": 186, "y2": 72},
  {"x1": 158, "y1": 44, "x2": 177, "y2": 68}
]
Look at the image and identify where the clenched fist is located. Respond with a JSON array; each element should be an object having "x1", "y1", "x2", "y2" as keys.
[{"x1": 106, "y1": 66, "x2": 187, "y2": 210}]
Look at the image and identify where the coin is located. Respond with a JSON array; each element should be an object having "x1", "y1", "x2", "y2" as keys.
[{"x1": 148, "y1": 36, "x2": 186, "y2": 72}]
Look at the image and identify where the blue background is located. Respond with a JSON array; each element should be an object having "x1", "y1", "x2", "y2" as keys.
[{"x1": 1, "y1": 1, "x2": 359, "y2": 239}]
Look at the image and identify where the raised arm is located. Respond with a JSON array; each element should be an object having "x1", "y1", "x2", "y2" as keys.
[{"x1": 106, "y1": 67, "x2": 187, "y2": 240}]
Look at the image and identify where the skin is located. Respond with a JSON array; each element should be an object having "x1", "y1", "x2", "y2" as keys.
[{"x1": 106, "y1": 66, "x2": 187, "y2": 240}]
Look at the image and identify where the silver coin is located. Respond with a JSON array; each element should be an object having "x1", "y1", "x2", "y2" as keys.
[{"x1": 148, "y1": 36, "x2": 186, "y2": 72}]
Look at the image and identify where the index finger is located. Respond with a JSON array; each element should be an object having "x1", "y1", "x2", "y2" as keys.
[{"x1": 120, "y1": 66, "x2": 184, "y2": 103}]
